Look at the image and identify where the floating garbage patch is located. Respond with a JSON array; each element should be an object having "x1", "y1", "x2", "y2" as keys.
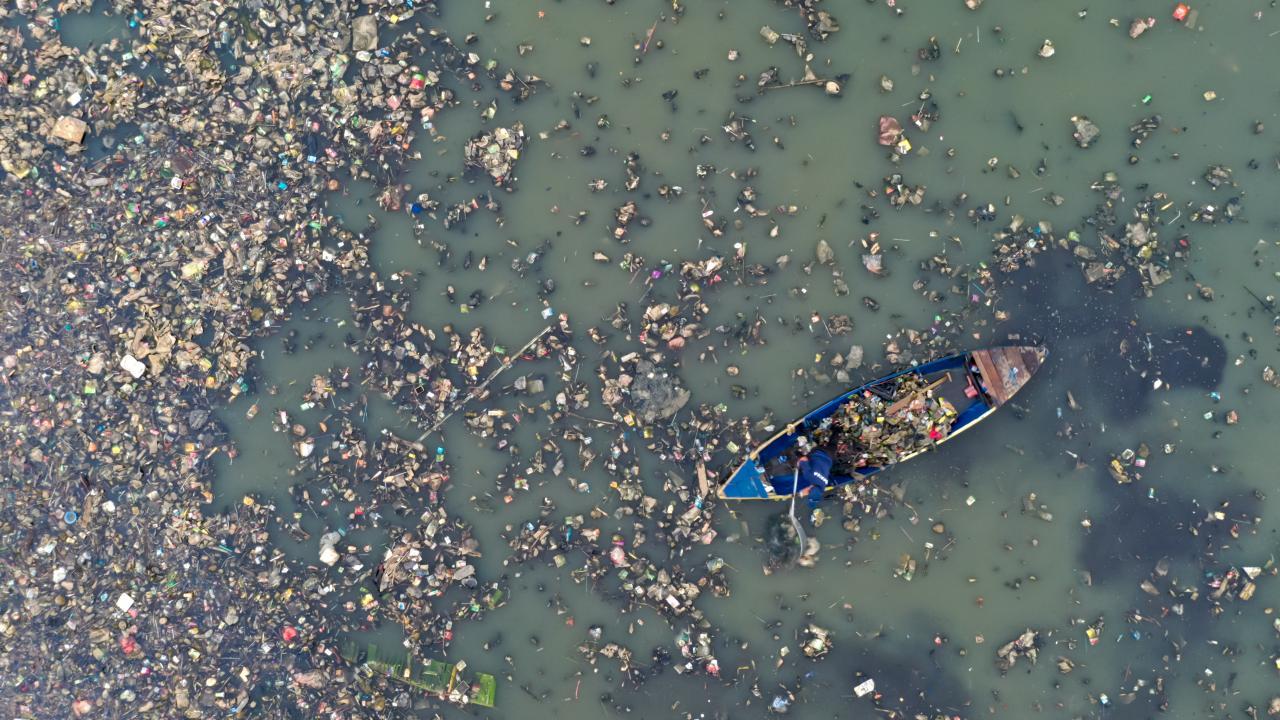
[{"x1": 3, "y1": 0, "x2": 1280, "y2": 717}]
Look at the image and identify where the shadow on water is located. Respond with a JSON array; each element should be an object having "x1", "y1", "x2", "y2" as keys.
[
  {"x1": 995, "y1": 252, "x2": 1225, "y2": 422},
  {"x1": 822, "y1": 614, "x2": 974, "y2": 718},
  {"x1": 81, "y1": 121, "x2": 141, "y2": 164},
  {"x1": 1081, "y1": 470, "x2": 1264, "y2": 587},
  {"x1": 984, "y1": 246, "x2": 1240, "y2": 603}
]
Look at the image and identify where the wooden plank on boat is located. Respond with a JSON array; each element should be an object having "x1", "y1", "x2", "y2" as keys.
[
  {"x1": 973, "y1": 346, "x2": 1041, "y2": 406},
  {"x1": 885, "y1": 373, "x2": 950, "y2": 416},
  {"x1": 971, "y1": 351, "x2": 1006, "y2": 405}
]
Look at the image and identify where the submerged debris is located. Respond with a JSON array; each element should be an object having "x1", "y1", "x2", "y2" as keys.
[
  {"x1": 1070, "y1": 115, "x2": 1101, "y2": 148},
  {"x1": 801, "y1": 624, "x2": 833, "y2": 658}
]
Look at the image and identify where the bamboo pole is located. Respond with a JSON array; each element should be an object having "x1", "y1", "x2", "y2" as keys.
[
  {"x1": 415, "y1": 325, "x2": 554, "y2": 443},
  {"x1": 885, "y1": 373, "x2": 949, "y2": 416}
]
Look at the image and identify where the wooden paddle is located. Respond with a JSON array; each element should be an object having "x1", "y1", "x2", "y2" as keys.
[{"x1": 788, "y1": 467, "x2": 808, "y2": 555}]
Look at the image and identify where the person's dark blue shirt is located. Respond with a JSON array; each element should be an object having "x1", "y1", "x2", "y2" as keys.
[
  {"x1": 799, "y1": 450, "x2": 835, "y2": 509},
  {"x1": 768, "y1": 448, "x2": 852, "y2": 507}
]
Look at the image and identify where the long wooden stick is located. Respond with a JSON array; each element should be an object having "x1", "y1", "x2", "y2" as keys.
[
  {"x1": 759, "y1": 78, "x2": 827, "y2": 93},
  {"x1": 885, "y1": 373, "x2": 949, "y2": 416},
  {"x1": 415, "y1": 325, "x2": 554, "y2": 442},
  {"x1": 788, "y1": 467, "x2": 808, "y2": 555},
  {"x1": 642, "y1": 21, "x2": 659, "y2": 54},
  {"x1": 1244, "y1": 285, "x2": 1276, "y2": 312}
]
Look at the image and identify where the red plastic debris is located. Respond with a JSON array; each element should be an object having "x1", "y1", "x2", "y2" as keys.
[
  {"x1": 281, "y1": 626, "x2": 299, "y2": 642},
  {"x1": 1173, "y1": 3, "x2": 1190, "y2": 21}
]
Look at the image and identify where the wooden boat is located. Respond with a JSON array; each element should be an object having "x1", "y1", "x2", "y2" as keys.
[{"x1": 718, "y1": 345, "x2": 1047, "y2": 500}]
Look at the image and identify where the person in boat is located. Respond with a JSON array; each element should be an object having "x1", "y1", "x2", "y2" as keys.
[
  {"x1": 968, "y1": 358, "x2": 991, "y2": 397},
  {"x1": 793, "y1": 439, "x2": 853, "y2": 510}
]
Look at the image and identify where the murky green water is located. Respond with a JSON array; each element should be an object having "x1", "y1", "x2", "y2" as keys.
[{"x1": 62, "y1": 1, "x2": 1280, "y2": 717}]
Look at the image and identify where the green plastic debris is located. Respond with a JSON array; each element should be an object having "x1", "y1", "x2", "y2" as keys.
[{"x1": 342, "y1": 640, "x2": 497, "y2": 708}]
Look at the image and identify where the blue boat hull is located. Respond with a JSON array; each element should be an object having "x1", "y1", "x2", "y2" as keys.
[{"x1": 718, "y1": 345, "x2": 1046, "y2": 500}]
